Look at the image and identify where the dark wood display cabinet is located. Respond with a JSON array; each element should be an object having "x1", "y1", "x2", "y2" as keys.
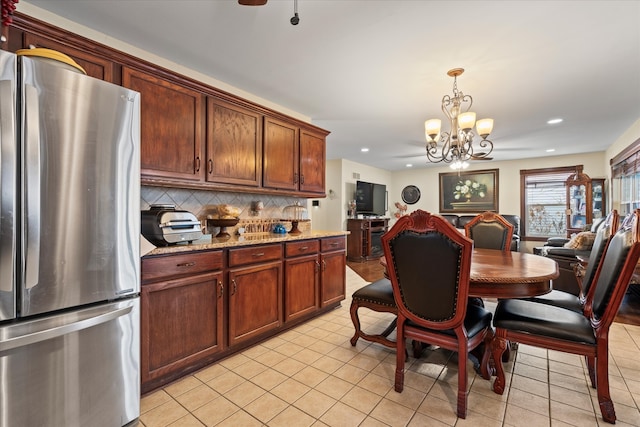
[{"x1": 347, "y1": 218, "x2": 389, "y2": 262}]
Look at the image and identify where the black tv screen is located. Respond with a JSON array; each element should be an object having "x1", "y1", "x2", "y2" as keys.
[{"x1": 355, "y1": 180, "x2": 387, "y2": 216}]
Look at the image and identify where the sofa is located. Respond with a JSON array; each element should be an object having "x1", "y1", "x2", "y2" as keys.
[{"x1": 439, "y1": 213, "x2": 521, "y2": 252}]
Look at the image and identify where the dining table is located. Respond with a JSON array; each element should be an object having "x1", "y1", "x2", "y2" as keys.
[{"x1": 380, "y1": 247, "x2": 560, "y2": 298}]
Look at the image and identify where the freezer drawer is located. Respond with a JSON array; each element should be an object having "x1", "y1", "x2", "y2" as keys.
[{"x1": 0, "y1": 298, "x2": 140, "y2": 427}]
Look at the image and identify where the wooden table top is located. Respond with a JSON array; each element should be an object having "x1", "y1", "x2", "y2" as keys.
[{"x1": 381, "y1": 248, "x2": 559, "y2": 299}]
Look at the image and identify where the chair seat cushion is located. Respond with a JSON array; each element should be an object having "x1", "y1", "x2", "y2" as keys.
[
  {"x1": 523, "y1": 289, "x2": 582, "y2": 312},
  {"x1": 407, "y1": 304, "x2": 492, "y2": 338},
  {"x1": 494, "y1": 299, "x2": 595, "y2": 345},
  {"x1": 351, "y1": 278, "x2": 395, "y2": 307}
]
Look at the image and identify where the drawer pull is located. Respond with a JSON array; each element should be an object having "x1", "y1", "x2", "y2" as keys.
[
  {"x1": 329, "y1": 242, "x2": 339, "y2": 247},
  {"x1": 299, "y1": 246, "x2": 309, "y2": 251},
  {"x1": 176, "y1": 262, "x2": 196, "y2": 267},
  {"x1": 252, "y1": 253, "x2": 265, "y2": 257}
]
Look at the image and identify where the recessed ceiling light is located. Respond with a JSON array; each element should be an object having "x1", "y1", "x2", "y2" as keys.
[
  {"x1": 361, "y1": 147, "x2": 369, "y2": 152},
  {"x1": 406, "y1": 164, "x2": 413, "y2": 168},
  {"x1": 547, "y1": 118, "x2": 563, "y2": 124},
  {"x1": 546, "y1": 148, "x2": 556, "y2": 152}
]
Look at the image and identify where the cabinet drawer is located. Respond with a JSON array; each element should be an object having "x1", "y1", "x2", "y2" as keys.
[
  {"x1": 142, "y1": 250, "x2": 223, "y2": 283},
  {"x1": 321, "y1": 237, "x2": 346, "y2": 252},
  {"x1": 228, "y1": 244, "x2": 282, "y2": 267},
  {"x1": 285, "y1": 240, "x2": 320, "y2": 257}
]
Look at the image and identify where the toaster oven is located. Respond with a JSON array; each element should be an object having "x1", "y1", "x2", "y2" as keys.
[{"x1": 141, "y1": 205, "x2": 203, "y2": 246}]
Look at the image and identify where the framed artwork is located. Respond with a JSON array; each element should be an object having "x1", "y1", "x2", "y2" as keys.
[{"x1": 439, "y1": 168, "x2": 499, "y2": 213}]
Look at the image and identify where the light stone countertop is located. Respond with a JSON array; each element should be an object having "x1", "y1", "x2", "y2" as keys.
[{"x1": 143, "y1": 230, "x2": 349, "y2": 257}]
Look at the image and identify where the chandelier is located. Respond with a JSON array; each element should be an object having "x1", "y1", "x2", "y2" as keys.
[{"x1": 424, "y1": 68, "x2": 494, "y2": 170}]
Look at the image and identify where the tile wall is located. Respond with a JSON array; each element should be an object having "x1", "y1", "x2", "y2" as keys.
[{"x1": 141, "y1": 186, "x2": 311, "y2": 234}]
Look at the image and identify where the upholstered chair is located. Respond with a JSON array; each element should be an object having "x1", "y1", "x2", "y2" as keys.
[
  {"x1": 525, "y1": 210, "x2": 619, "y2": 312},
  {"x1": 382, "y1": 209, "x2": 494, "y2": 419},
  {"x1": 463, "y1": 211, "x2": 514, "y2": 252},
  {"x1": 491, "y1": 209, "x2": 640, "y2": 424}
]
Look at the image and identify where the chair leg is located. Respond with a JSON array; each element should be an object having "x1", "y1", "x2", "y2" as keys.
[
  {"x1": 491, "y1": 335, "x2": 508, "y2": 395},
  {"x1": 596, "y1": 342, "x2": 616, "y2": 424},
  {"x1": 585, "y1": 355, "x2": 596, "y2": 388},
  {"x1": 479, "y1": 329, "x2": 495, "y2": 380},
  {"x1": 456, "y1": 342, "x2": 469, "y2": 419},
  {"x1": 394, "y1": 319, "x2": 405, "y2": 393},
  {"x1": 349, "y1": 301, "x2": 362, "y2": 346}
]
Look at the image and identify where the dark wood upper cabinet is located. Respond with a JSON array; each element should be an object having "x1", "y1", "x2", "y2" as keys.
[
  {"x1": 122, "y1": 67, "x2": 205, "y2": 182},
  {"x1": 8, "y1": 12, "x2": 329, "y2": 196},
  {"x1": 206, "y1": 98, "x2": 262, "y2": 187},
  {"x1": 263, "y1": 116, "x2": 299, "y2": 191},
  {"x1": 299, "y1": 128, "x2": 326, "y2": 194},
  {"x1": 23, "y1": 34, "x2": 115, "y2": 82}
]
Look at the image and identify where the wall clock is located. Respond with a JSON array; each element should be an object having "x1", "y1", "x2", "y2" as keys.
[{"x1": 401, "y1": 185, "x2": 421, "y2": 204}]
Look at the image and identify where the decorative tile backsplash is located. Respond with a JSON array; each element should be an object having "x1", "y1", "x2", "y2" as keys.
[{"x1": 141, "y1": 186, "x2": 310, "y2": 234}]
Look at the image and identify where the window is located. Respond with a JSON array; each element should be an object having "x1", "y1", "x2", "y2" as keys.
[
  {"x1": 520, "y1": 166, "x2": 581, "y2": 240},
  {"x1": 611, "y1": 138, "x2": 640, "y2": 216}
]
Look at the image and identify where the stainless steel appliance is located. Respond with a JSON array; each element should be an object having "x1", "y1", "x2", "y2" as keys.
[
  {"x1": 0, "y1": 49, "x2": 141, "y2": 427},
  {"x1": 141, "y1": 204, "x2": 202, "y2": 246}
]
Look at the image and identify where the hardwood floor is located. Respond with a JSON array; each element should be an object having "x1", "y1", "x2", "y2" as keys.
[{"x1": 346, "y1": 259, "x2": 640, "y2": 325}]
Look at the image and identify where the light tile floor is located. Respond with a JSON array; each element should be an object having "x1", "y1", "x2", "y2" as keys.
[{"x1": 140, "y1": 268, "x2": 640, "y2": 427}]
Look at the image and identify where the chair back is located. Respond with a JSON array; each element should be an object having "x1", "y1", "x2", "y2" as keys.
[
  {"x1": 382, "y1": 210, "x2": 473, "y2": 330},
  {"x1": 586, "y1": 210, "x2": 640, "y2": 325},
  {"x1": 464, "y1": 211, "x2": 514, "y2": 252},
  {"x1": 580, "y1": 210, "x2": 619, "y2": 299}
]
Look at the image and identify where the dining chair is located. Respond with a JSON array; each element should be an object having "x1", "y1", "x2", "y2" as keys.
[
  {"x1": 463, "y1": 211, "x2": 514, "y2": 252},
  {"x1": 349, "y1": 277, "x2": 397, "y2": 349},
  {"x1": 490, "y1": 209, "x2": 640, "y2": 424},
  {"x1": 382, "y1": 209, "x2": 494, "y2": 419},
  {"x1": 525, "y1": 210, "x2": 619, "y2": 312}
]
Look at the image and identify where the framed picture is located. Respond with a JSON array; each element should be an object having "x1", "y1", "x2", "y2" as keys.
[{"x1": 439, "y1": 168, "x2": 499, "y2": 213}]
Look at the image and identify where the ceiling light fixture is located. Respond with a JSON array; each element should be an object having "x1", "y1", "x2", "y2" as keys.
[
  {"x1": 547, "y1": 118, "x2": 563, "y2": 124},
  {"x1": 424, "y1": 68, "x2": 494, "y2": 170}
]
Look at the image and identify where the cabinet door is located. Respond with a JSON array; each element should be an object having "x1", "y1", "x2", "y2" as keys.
[
  {"x1": 299, "y1": 129, "x2": 326, "y2": 194},
  {"x1": 228, "y1": 261, "x2": 282, "y2": 346},
  {"x1": 263, "y1": 117, "x2": 299, "y2": 190},
  {"x1": 206, "y1": 98, "x2": 262, "y2": 187},
  {"x1": 321, "y1": 250, "x2": 346, "y2": 307},
  {"x1": 141, "y1": 271, "x2": 224, "y2": 387},
  {"x1": 24, "y1": 34, "x2": 114, "y2": 81},
  {"x1": 284, "y1": 254, "x2": 319, "y2": 322},
  {"x1": 123, "y1": 67, "x2": 205, "y2": 182}
]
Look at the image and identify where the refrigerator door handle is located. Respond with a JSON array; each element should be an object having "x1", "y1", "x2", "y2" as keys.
[
  {"x1": 0, "y1": 303, "x2": 133, "y2": 352},
  {"x1": 0, "y1": 79, "x2": 16, "y2": 298},
  {"x1": 23, "y1": 84, "x2": 41, "y2": 290}
]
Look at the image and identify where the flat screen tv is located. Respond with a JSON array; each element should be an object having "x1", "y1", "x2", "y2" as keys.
[{"x1": 355, "y1": 180, "x2": 387, "y2": 217}]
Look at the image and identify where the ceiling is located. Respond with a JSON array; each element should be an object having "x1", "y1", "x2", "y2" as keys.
[{"x1": 23, "y1": 0, "x2": 640, "y2": 171}]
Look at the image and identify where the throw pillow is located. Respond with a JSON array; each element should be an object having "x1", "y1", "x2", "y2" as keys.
[{"x1": 564, "y1": 231, "x2": 596, "y2": 250}]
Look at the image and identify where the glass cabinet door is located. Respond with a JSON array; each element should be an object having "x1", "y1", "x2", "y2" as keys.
[
  {"x1": 592, "y1": 178, "x2": 605, "y2": 220},
  {"x1": 565, "y1": 171, "x2": 592, "y2": 236}
]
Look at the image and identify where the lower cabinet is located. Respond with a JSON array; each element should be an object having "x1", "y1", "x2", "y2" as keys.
[
  {"x1": 141, "y1": 237, "x2": 345, "y2": 393},
  {"x1": 320, "y1": 237, "x2": 347, "y2": 306},
  {"x1": 284, "y1": 240, "x2": 321, "y2": 322},
  {"x1": 228, "y1": 260, "x2": 282, "y2": 346},
  {"x1": 141, "y1": 259, "x2": 224, "y2": 392}
]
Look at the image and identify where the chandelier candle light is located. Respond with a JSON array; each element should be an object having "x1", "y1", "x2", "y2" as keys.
[{"x1": 424, "y1": 68, "x2": 494, "y2": 170}]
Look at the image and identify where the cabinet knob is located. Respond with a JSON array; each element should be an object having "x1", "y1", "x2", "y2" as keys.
[
  {"x1": 231, "y1": 279, "x2": 237, "y2": 295},
  {"x1": 217, "y1": 280, "x2": 223, "y2": 298}
]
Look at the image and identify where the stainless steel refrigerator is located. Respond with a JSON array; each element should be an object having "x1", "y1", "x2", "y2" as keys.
[{"x1": 0, "y1": 49, "x2": 141, "y2": 427}]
